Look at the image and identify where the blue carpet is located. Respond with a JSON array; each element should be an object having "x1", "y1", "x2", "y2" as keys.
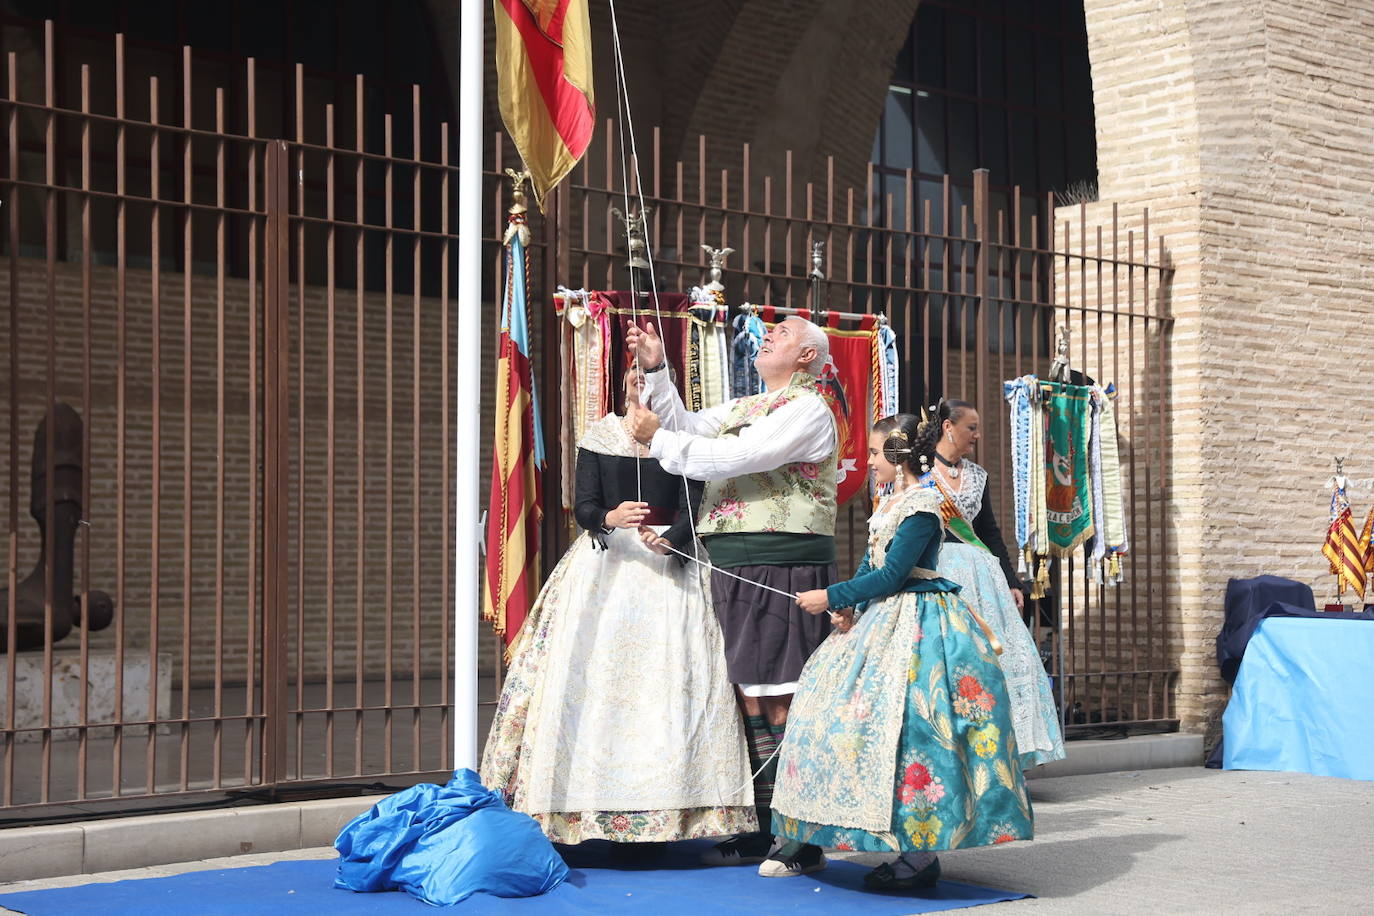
[{"x1": 0, "y1": 840, "x2": 1028, "y2": 914}]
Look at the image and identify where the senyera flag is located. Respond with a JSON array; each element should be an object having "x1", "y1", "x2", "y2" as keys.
[
  {"x1": 493, "y1": 0, "x2": 595, "y2": 209},
  {"x1": 483, "y1": 208, "x2": 546, "y2": 653}
]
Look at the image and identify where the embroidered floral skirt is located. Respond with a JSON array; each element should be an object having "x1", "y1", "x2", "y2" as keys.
[
  {"x1": 939, "y1": 542, "x2": 1065, "y2": 769},
  {"x1": 771, "y1": 590, "x2": 1034, "y2": 852},
  {"x1": 479, "y1": 528, "x2": 757, "y2": 844}
]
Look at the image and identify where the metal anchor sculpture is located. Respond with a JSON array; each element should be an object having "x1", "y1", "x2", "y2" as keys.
[{"x1": 1, "y1": 402, "x2": 115, "y2": 652}]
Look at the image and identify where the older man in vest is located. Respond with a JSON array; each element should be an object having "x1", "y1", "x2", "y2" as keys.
[{"x1": 627, "y1": 315, "x2": 837, "y2": 878}]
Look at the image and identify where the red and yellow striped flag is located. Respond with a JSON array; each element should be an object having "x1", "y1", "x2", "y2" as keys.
[
  {"x1": 1361, "y1": 506, "x2": 1374, "y2": 574},
  {"x1": 493, "y1": 0, "x2": 595, "y2": 209},
  {"x1": 1322, "y1": 502, "x2": 1366, "y2": 601},
  {"x1": 482, "y1": 214, "x2": 545, "y2": 651}
]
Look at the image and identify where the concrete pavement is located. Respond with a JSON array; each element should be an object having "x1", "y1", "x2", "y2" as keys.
[{"x1": 2, "y1": 766, "x2": 1370, "y2": 915}]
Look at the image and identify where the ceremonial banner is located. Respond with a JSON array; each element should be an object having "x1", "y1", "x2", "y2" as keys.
[
  {"x1": 493, "y1": 0, "x2": 595, "y2": 208},
  {"x1": 483, "y1": 226, "x2": 545, "y2": 650},
  {"x1": 1042, "y1": 382, "x2": 1094, "y2": 554},
  {"x1": 742, "y1": 306, "x2": 878, "y2": 507},
  {"x1": 554, "y1": 288, "x2": 610, "y2": 510},
  {"x1": 814, "y1": 312, "x2": 878, "y2": 507}
]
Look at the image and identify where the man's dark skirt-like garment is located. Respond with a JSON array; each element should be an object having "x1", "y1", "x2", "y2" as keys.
[{"x1": 709, "y1": 564, "x2": 836, "y2": 686}]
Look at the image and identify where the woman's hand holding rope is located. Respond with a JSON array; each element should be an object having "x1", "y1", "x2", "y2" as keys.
[
  {"x1": 604, "y1": 501, "x2": 649, "y2": 529},
  {"x1": 638, "y1": 527, "x2": 673, "y2": 555}
]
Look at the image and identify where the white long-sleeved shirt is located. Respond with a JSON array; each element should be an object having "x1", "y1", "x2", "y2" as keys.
[{"x1": 642, "y1": 367, "x2": 836, "y2": 481}]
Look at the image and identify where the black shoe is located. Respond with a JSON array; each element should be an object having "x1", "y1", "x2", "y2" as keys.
[
  {"x1": 699, "y1": 832, "x2": 778, "y2": 866},
  {"x1": 757, "y1": 841, "x2": 827, "y2": 877},
  {"x1": 863, "y1": 854, "x2": 941, "y2": 890}
]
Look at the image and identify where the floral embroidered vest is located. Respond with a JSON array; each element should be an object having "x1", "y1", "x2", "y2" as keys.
[{"x1": 697, "y1": 372, "x2": 838, "y2": 536}]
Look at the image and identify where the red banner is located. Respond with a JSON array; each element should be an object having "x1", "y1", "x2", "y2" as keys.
[{"x1": 755, "y1": 307, "x2": 877, "y2": 507}]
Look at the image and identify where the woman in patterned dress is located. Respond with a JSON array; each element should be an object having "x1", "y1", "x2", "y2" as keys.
[
  {"x1": 915, "y1": 399, "x2": 1064, "y2": 769},
  {"x1": 768, "y1": 413, "x2": 1033, "y2": 889},
  {"x1": 479, "y1": 368, "x2": 756, "y2": 846}
]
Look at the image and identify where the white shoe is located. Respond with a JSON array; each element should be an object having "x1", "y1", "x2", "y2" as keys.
[{"x1": 757, "y1": 843, "x2": 827, "y2": 877}]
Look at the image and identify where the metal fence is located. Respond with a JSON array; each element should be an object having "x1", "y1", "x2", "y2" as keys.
[
  {"x1": 1, "y1": 24, "x2": 1175, "y2": 821},
  {"x1": 0, "y1": 24, "x2": 478, "y2": 817},
  {"x1": 540, "y1": 123, "x2": 1177, "y2": 736}
]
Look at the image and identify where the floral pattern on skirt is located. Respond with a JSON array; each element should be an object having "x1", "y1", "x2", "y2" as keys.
[
  {"x1": 480, "y1": 527, "x2": 757, "y2": 844},
  {"x1": 771, "y1": 590, "x2": 1033, "y2": 852},
  {"x1": 939, "y1": 541, "x2": 1065, "y2": 768}
]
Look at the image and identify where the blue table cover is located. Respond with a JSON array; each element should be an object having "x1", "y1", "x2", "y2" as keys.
[{"x1": 1223, "y1": 617, "x2": 1374, "y2": 781}]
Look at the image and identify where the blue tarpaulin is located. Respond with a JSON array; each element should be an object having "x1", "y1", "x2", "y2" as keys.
[{"x1": 333, "y1": 769, "x2": 569, "y2": 906}]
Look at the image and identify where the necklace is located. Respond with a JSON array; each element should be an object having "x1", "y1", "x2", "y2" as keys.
[
  {"x1": 621, "y1": 414, "x2": 649, "y2": 456},
  {"x1": 934, "y1": 451, "x2": 962, "y2": 478}
]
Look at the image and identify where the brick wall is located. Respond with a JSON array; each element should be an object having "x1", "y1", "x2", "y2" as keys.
[{"x1": 1084, "y1": 0, "x2": 1374, "y2": 730}]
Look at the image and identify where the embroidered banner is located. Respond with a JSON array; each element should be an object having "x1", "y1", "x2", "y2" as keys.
[{"x1": 1042, "y1": 382, "x2": 1094, "y2": 554}]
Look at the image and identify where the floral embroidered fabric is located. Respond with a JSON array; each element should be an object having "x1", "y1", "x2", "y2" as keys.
[
  {"x1": 771, "y1": 486, "x2": 1034, "y2": 851},
  {"x1": 480, "y1": 417, "x2": 756, "y2": 843}
]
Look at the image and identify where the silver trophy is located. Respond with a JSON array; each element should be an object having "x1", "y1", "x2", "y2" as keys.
[
  {"x1": 701, "y1": 244, "x2": 734, "y2": 292},
  {"x1": 809, "y1": 240, "x2": 825, "y2": 281}
]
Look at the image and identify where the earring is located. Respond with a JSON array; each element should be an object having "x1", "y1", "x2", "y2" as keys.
[
  {"x1": 947, "y1": 432, "x2": 955, "y2": 443},
  {"x1": 895, "y1": 466, "x2": 906, "y2": 489}
]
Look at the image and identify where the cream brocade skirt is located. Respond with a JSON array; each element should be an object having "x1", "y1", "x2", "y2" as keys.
[{"x1": 480, "y1": 527, "x2": 757, "y2": 843}]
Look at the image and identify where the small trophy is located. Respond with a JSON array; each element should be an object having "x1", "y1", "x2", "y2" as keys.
[
  {"x1": 701, "y1": 244, "x2": 734, "y2": 292},
  {"x1": 609, "y1": 206, "x2": 652, "y2": 272}
]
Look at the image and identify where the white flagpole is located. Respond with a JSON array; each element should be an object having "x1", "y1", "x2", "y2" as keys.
[{"x1": 453, "y1": 0, "x2": 483, "y2": 771}]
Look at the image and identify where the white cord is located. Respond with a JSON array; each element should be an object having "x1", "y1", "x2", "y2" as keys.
[
  {"x1": 608, "y1": 0, "x2": 775, "y2": 815},
  {"x1": 606, "y1": 0, "x2": 702, "y2": 567},
  {"x1": 659, "y1": 542, "x2": 799, "y2": 600}
]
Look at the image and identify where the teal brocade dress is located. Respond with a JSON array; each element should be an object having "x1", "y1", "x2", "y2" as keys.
[{"x1": 770, "y1": 486, "x2": 1034, "y2": 853}]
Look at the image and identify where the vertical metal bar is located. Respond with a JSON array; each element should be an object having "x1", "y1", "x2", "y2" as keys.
[
  {"x1": 147, "y1": 73, "x2": 163, "y2": 796},
  {"x1": 864, "y1": 164, "x2": 875, "y2": 317},
  {"x1": 439, "y1": 124, "x2": 451, "y2": 767},
  {"x1": 179, "y1": 44, "x2": 194, "y2": 793},
  {"x1": 5, "y1": 50, "x2": 20, "y2": 808},
  {"x1": 213, "y1": 86, "x2": 226, "y2": 788},
  {"x1": 354, "y1": 74, "x2": 366, "y2": 776},
  {"x1": 1059, "y1": 212, "x2": 1075, "y2": 719},
  {"x1": 41, "y1": 17, "x2": 57, "y2": 805},
  {"x1": 291, "y1": 65, "x2": 306, "y2": 781},
  {"x1": 902, "y1": 166, "x2": 913, "y2": 401},
  {"x1": 972, "y1": 169, "x2": 989, "y2": 455},
  {"x1": 921, "y1": 197, "x2": 931, "y2": 407},
  {"x1": 1127, "y1": 226, "x2": 1138, "y2": 721},
  {"x1": 762, "y1": 175, "x2": 773, "y2": 303},
  {"x1": 324, "y1": 100, "x2": 336, "y2": 779},
  {"x1": 1158, "y1": 234, "x2": 1169, "y2": 720},
  {"x1": 411, "y1": 84, "x2": 423, "y2": 771},
  {"x1": 262, "y1": 140, "x2": 291, "y2": 788},
  {"x1": 245, "y1": 57, "x2": 259, "y2": 787},
  {"x1": 384, "y1": 113, "x2": 395, "y2": 776},
  {"x1": 604, "y1": 126, "x2": 617, "y2": 288},
  {"x1": 741, "y1": 142, "x2": 750, "y2": 303},
  {"x1": 78, "y1": 62, "x2": 93, "y2": 800},
  {"x1": 1147, "y1": 213, "x2": 1160, "y2": 720},
  {"x1": 1110, "y1": 205, "x2": 1123, "y2": 722},
  {"x1": 1095, "y1": 220, "x2": 1107, "y2": 725},
  {"x1": 939, "y1": 175, "x2": 950, "y2": 399},
  {"x1": 113, "y1": 36, "x2": 128, "y2": 796},
  {"x1": 783, "y1": 151, "x2": 793, "y2": 307}
]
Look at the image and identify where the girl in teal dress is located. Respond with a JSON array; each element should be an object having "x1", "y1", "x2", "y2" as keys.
[{"x1": 770, "y1": 413, "x2": 1033, "y2": 890}]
